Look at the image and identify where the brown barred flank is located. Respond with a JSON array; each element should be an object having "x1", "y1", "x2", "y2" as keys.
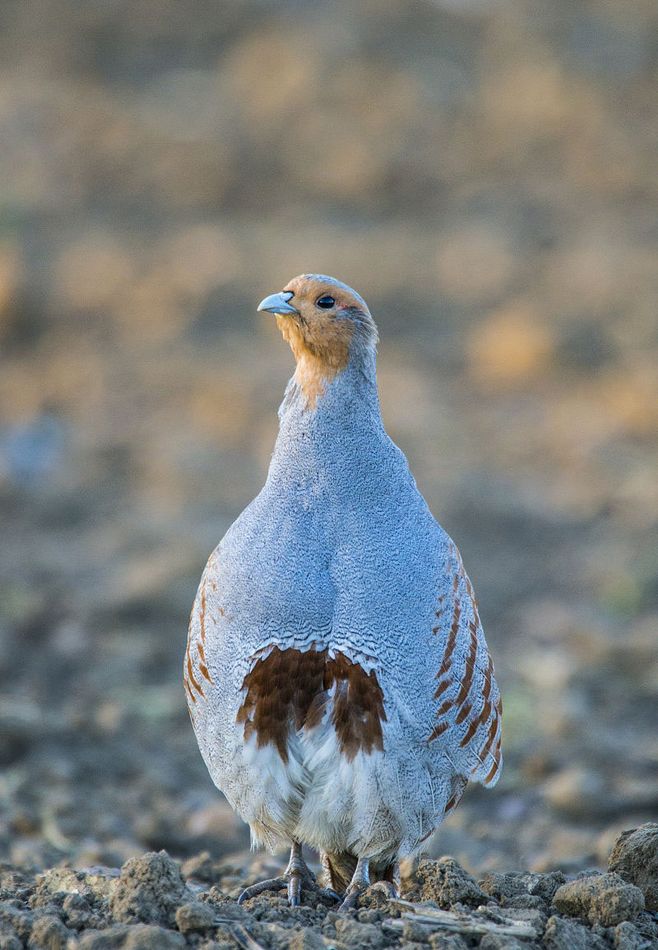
[{"x1": 237, "y1": 646, "x2": 387, "y2": 763}]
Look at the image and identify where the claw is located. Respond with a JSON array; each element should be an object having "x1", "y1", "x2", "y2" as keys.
[
  {"x1": 319, "y1": 886, "x2": 343, "y2": 903},
  {"x1": 238, "y1": 842, "x2": 341, "y2": 908}
]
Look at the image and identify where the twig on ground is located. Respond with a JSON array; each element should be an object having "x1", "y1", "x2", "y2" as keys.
[{"x1": 387, "y1": 898, "x2": 537, "y2": 940}]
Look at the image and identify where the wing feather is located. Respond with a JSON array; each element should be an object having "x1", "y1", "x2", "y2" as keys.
[{"x1": 429, "y1": 542, "x2": 502, "y2": 789}]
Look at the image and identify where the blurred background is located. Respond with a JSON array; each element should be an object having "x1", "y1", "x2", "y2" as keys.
[{"x1": 1, "y1": 0, "x2": 657, "y2": 879}]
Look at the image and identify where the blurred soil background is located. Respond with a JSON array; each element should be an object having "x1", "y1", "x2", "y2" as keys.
[{"x1": 0, "y1": 0, "x2": 657, "y2": 883}]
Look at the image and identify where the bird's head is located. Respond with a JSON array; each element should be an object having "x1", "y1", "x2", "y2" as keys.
[{"x1": 257, "y1": 274, "x2": 377, "y2": 407}]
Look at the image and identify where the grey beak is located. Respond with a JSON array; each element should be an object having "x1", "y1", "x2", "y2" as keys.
[{"x1": 257, "y1": 290, "x2": 299, "y2": 316}]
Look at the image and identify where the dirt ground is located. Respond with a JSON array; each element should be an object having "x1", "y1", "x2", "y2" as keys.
[
  {"x1": 1, "y1": 0, "x2": 657, "y2": 946},
  {"x1": 2, "y1": 830, "x2": 658, "y2": 947}
]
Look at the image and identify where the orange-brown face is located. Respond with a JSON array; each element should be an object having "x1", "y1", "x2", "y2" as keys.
[{"x1": 257, "y1": 274, "x2": 376, "y2": 406}]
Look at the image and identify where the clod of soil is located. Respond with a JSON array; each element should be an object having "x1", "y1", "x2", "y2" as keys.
[
  {"x1": 552, "y1": 871, "x2": 645, "y2": 927},
  {"x1": 28, "y1": 914, "x2": 73, "y2": 948},
  {"x1": 543, "y1": 914, "x2": 608, "y2": 950},
  {"x1": 609, "y1": 823, "x2": 658, "y2": 912},
  {"x1": 479, "y1": 870, "x2": 566, "y2": 906},
  {"x1": 77, "y1": 923, "x2": 186, "y2": 948},
  {"x1": 174, "y1": 901, "x2": 215, "y2": 933},
  {"x1": 108, "y1": 851, "x2": 190, "y2": 927},
  {"x1": 415, "y1": 856, "x2": 487, "y2": 907}
]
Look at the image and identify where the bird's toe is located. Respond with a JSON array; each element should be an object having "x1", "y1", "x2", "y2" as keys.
[
  {"x1": 237, "y1": 876, "x2": 287, "y2": 904},
  {"x1": 337, "y1": 882, "x2": 363, "y2": 913},
  {"x1": 238, "y1": 869, "x2": 340, "y2": 908}
]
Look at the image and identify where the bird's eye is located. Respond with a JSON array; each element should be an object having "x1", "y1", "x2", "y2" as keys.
[{"x1": 316, "y1": 295, "x2": 336, "y2": 309}]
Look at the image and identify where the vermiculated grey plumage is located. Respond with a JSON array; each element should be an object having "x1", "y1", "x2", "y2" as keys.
[{"x1": 184, "y1": 274, "x2": 502, "y2": 901}]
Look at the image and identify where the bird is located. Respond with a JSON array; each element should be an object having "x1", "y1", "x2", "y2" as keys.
[{"x1": 184, "y1": 274, "x2": 502, "y2": 911}]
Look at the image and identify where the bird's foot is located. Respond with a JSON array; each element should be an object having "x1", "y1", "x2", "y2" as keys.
[
  {"x1": 337, "y1": 856, "x2": 371, "y2": 913},
  {"x1": 238, "y1": 842, "x2": 341, "y2": 908},
  {"x1": 337, "y1": 859, "x2": 400, "y2": 913}
]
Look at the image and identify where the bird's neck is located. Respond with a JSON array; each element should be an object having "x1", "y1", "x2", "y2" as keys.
[
  {"x1": 282, "y1": 348, "x2": 379, "y2": 421},
  {"x1": 269, "y1": 350, "x2": 385, "y2": 477}
]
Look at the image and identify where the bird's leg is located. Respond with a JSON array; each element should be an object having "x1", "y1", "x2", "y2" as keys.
[
  {"x1": 237, "y1": 841, "x2": 340, "y2": 907},
  {"x1": 284, "y1": 840, "x2": 310, "y2": 906},
  {"x1": 337, "y1": 856, "x2": 371, "y2": 913}
]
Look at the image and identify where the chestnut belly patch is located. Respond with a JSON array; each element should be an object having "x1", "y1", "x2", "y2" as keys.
[{"x1": 236, "y1": 646, "x2": 386, "y2": 762}]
